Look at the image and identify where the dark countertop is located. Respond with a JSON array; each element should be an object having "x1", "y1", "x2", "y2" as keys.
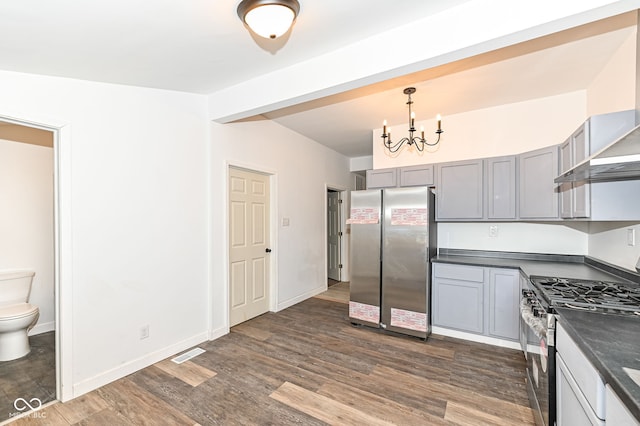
[
  {"x1": 433, "y1": 249, "x2": 639, "y2": 284},
  {"x1": 556, "y1": 308, "x2": 640, "y2": 421},
  {"x1": 431, "y1": 249, "x2": 640, "y2": 420}
]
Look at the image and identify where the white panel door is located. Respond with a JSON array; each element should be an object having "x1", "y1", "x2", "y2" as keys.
[
  {"x1": 327, "y1": 190, "x2": 341, "y2": 281},
  {"x1": 229, "y1": 167, "x2": 270, "y2": 327}
]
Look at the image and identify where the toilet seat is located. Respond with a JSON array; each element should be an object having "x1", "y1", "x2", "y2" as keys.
[{"x1": 0, "y1": 303, "x2": 39, "y2": 320}]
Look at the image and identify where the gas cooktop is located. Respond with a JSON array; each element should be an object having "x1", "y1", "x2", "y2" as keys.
[{"x1": 530, "y1": 276, "x2": 640, "y2": 315}]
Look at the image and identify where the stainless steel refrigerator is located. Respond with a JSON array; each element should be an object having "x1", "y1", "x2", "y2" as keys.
[{"x1": 348, "y1": 186, "x2": 436, "y2": 339}]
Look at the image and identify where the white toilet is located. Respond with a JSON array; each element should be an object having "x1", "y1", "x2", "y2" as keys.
[{"x1": 0, "y1": 270, "x2": 39, "y2": 362}]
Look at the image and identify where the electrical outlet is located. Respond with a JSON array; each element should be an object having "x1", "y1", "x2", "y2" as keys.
[
  {"x1": 627, "y1": 229, "x2": 636, "y2": 246},
  {"x1": 140, "y1": 325, "x2": 149, "y2": 340},
  {"x1": 489, "y1": 225, "x2": 499, "y2": 238}
]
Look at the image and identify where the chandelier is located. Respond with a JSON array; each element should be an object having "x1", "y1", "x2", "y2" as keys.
[{"x1": 381, "y1": 87, "x2": 443, "y2": 153}]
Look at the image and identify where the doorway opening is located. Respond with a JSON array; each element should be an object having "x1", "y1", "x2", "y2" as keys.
[
  {"x1": 0, "y1": 119, "x2": 58, "y2": 421},
  {"x1": 327, "y1": 188, "x2": 344, "y2": 287}
]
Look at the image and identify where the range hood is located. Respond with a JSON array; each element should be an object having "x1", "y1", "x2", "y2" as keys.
[{"x1": 555, "y1": 124, "x2": 640, "y2": 183}]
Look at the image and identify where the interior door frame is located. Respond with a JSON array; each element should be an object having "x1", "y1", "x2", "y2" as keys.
[
  {"x1": 324, "y1": 184, "x2": 348, "y2": 288},
  {"x1": 225, "y1": 162, "x2": 278, "y2": 328},
  {"x1": 0, "y1": 112, "x2": 72, "y2": 402}
]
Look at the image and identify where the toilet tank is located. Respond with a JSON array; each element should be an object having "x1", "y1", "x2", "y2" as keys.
[{"x1": 0, "y1": 270, "x2": 36, "y2": 306}]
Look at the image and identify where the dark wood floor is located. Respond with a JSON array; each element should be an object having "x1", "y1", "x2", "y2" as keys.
[
  {"x1": 1, "y1": 331, "x2": 56, "y2": 423},
  {"x1": 9, "y1": 298, "x2": 534, "y2": 425}
]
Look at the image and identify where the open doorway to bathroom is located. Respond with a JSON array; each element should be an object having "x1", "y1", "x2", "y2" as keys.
[
  {"x1": 327, "y1": 189, "x2": 342, "y2": 286},
  {"x1": 0, "y1": 121, "x2": 56, "y2": 422},
  {"x1": 324, "y1": 187, "x2": 349, "y2": 304}
]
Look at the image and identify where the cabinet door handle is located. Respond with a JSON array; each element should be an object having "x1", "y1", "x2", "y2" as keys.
[{"x1": 265, "y1": 248, "x2": 272, "y2": 253}]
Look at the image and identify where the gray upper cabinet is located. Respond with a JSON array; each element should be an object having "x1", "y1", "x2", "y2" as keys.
[
  {"x1": 367, "y1": 110, "x2": 640, "y2": 221},
  {"x1": 486, "y1": 156, "x2": 517, "y2": 220},
  {"x1": 559, "y1": 138, "x2": 574, "y2": 218},
  {"x1": 399, "y1": 164, "x2": 434, "y2": 187},
  {"x1": 519, "y1": 145, "x2": 559, "y2": 219},
  {"x1": 560, "y1": 125, "x2": 590, "y2": 219},
  {"x1": 366, "y1": 168, "x2": 397, "y2": 189},
  {"x1": 436, "y1": 159, "x2": 484, "y2": 220},
  {"x1": 558, "y1": 110, "x2": 640, "y2": 221},
  {"x1": 367, "y1": 165, "x2": 435, "y2": 189}
]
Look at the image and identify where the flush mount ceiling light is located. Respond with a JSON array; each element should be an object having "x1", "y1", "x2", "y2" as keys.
[
  {"x1": 237, "y1": 0, "x2": 300, "y2": 39},
  {"x1": 382, "y1": 87, "x2": 443, "y2": 153}
]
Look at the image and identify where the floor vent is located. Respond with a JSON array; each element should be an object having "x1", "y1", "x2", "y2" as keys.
[{"x1": 171, "y1": 347, "x2": 206, "y2": 364}]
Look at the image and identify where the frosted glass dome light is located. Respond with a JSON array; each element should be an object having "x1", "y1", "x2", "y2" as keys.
[{"x1": 237, "y1": 0, "x2": 300, "y2": 40}]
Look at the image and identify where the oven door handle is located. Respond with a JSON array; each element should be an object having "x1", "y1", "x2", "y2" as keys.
[{"x1": 520, "y1": 298, "x2": 547, "y2": 340}]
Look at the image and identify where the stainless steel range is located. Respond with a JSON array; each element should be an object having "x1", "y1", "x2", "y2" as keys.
[{"x1": 520, "y1": 275, "x2": 640, "y2": 426}]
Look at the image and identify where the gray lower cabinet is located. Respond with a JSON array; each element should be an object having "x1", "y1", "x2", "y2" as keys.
[
  {"x1": 488, "y1": 268, "x2": 520, "y2": 340},
  {"x1": 432, "y1": 263, "x2": 485, "y2": 333},
  {"x1": 436, "y1": 159, "x2": 484, "y2": 220},
  {"x1": 432, "y1": 263, "x2": 520, "y2": 341},
  {"x1": 519, "y1": 145, "x2": 559, "y2": 219}
]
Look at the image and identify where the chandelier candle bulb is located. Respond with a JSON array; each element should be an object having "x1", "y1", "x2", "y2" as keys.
[
  {"x1": 411, "y1": 112, "x2": 415, "y2": 129},
  {"x1": 421, "y1": 125, "x2": 425, "y2": 139},
  {"x1": 437, "y1": 114, "x2": 442, "y2": 131},
  {"x1": 383, "y1": 120, "x2": 387, "y2": 135}
]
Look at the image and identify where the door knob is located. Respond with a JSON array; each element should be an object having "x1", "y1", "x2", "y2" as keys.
[{"x1": 265, "y1": 248, "x2": 272, "y2": 253}]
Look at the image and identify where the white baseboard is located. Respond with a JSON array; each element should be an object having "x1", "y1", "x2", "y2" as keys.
[
  {"x1": 431, "y1": 326, "x2": 521, "y2": 350},
  {"x1": 29, "y1": 321, "x2": 55, "y2": 336},
  {"x1": 208, "y1": 325, "x2": 229, "y2": 341},
  {"x1": 276, "y1": 285, "x2": 326, "y2": 312},
  {"x1": 71, "y1": 331, "x2": 209, "y2": 399}
]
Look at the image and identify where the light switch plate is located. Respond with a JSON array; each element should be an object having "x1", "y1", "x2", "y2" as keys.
[{"x1": 627, "y1": 228, "x2": 636, "y2": 246}]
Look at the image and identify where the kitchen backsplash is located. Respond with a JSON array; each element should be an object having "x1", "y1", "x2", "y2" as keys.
[{"x1": 438, "y1": 221, "x2": 640, "y2": 272}]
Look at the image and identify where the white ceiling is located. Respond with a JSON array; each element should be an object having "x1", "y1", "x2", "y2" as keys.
[{"x1": 0, "y1": 1, "x2": 636, "y2": 157}]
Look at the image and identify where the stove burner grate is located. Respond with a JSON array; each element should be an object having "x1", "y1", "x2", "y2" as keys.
[{"x1": 530, "y1": 276, "x2": 640, "y2": 315}]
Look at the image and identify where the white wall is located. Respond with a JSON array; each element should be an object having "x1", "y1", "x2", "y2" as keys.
[
  {"x1": 0, "y1": 139, "x2": 55, "y2": 334},
  {"x1": 350, "y1": 155, "x2": 373, "y2": 172},
  {"x1": 373, "y1": 91, "x2": 587, "y2": 169},
  {"x1": 438, "y1": 222, "x2": 588, "y2": 255},
  {"x1": 588, "y1": 223, "x2": 640, "y2": 271},
  {"x1": 0, "y1": 70, "x2": 210, "y2": 399},
  {"x1": 586, "y1": 28, "x2": 640, "y2": 271},
  {"x1": 587, "y1": 30, "x2": 636, "y2": 116},
  {"x1": 208, "y1": 119, "x2": 352, "y2": 334}
]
